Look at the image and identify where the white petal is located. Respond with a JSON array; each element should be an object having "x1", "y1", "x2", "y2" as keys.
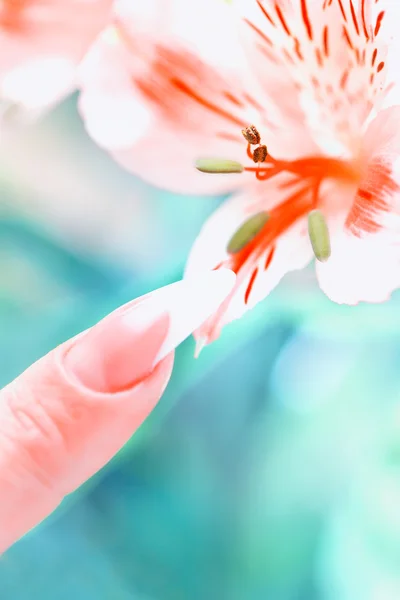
[{"x1": 78, "y1": 0, "x2": 274, "y2": 194}]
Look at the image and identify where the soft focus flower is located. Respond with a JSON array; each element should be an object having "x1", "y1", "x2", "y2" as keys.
[
  {"x1": 79, "y1": 0, "x2": 400, "y2": 351},
  {"x1": 0, "y1": 0, "x2": 113, "y2": 110}
]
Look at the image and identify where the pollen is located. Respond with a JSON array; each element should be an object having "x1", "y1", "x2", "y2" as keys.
[
  {"x1": 227, "y1": 212, "x2": 270, "y2": 254},
  {"x1": 242, "y1": 125, "x2": 261, "y2": 145},
  {"x1": 253, "y1": 144, "x2": 268, "y2": 163},
  {"x1": 307, "y1": 209, "x2": 331, "y2": 262}
]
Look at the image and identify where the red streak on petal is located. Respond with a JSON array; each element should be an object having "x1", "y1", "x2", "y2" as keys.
[
  {"x1": 323, "y1": 26, "x2": 329, "y2": 56},
  {"x1": 223, "y1": 91, "x2": 244, "y2": 107},
  {"x1": 374, "y1": 11, "x2": 384, "y2": 36},
  {"x1": 315, "y1": 48, "x2": 323, "y2": 67},
  {"x1": 337, "y1": 0, "x2": 347, "y2": 22},
  {"x1": 300, "y1": 0, "x2": 313, "y2": 40},
  {"x1": 294, "y1": 37, "x2": 304, "y2": 60},
  {"x1": 361, "y1": 0, "x2": 370, "y2": 40},
  {"x1": 371, "y1": 48, "x2": 378, "y2": 66},
  {"x1": 377, "y1": 61, "x2": 385, "y2": 73},
  {"x1": 244, "y1": 268, "x2": 258, "y2": 304},
  {"x1": 349, "y1": 0, "x2": 360, "y2": 35},
  {"x1": 258, "y1": 42, "x2": 280, "y2": 64},
  {"x1": 283, "y1": 48, "x2": 295, "y2": 64},
  {"x1": 264, "y1": 246, "x2": 275, "y2": 270},
  {"x1": 245, "y1": 18, "x2": 273, "y2": 46},
  {"x1": 170, "y1": 78, "x2": 244, "y2": 127},
  {"x1": 275, "y1": 3, "x2": 291, "y2": 36},
  {"x1": 343, "y1": 26, "x2": 354, "y2": 50},
  {"x1": 256, "y1": 0, "x2": 276, "y2": 26}
]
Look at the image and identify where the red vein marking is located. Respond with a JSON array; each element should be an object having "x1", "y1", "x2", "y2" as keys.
[
  {"x1": 337, "y1": 0, "x2": 347, "y2": 22},
  {"x1": 256, "y1": 0, "x2": 276, "y2": 26},
  {"x1": 323, "y1": 25, "x2": 329, "y2": 56},
  {"x1": 374, "y1": 11, "x2": 384, "y2": 36},
  {"x1": 170, "y1": 78, "x2": 243, "y2": 127},
  {"x1": 294, "y1": 37, "x2": 304, "y2": 60},
  {"x1": 371, "y1": 48, "x2": 377, "y2": 66},
  {"x1": 245, "y1": 18, "x2": 273, "y2": 46},
  {"x1": 275, "y1": 3, "x2": 292, "y2": 36},
  {"x1": 349, "y1": 0, "x2": 360, "y2": 35},
  {"x1": 340, "y1": 69, "x2": 349, "y2": 89},
  {"x1": 244, "y1": 268, "x2": 258, "y2": 304},
  {"x1": 300, "y1": 0, "x2": 313, "y2": 40},
  {"x1": 315, "y1": 48, "x2": 323, "y2": 67},
  {"x1": 283, "y1": 48, "x2": 295, "y2": 64},
  {"x1": 223, "y1": 91, "x2": 244, "y2": 107},
  {"x1": 358, "y1": 189, "x2": 373, "y2": 200},
  {"x1": 343, "y1": 26, "x2": 354, "y2": 49},
  {"x1": 264, "y1": 246, "x2": 275, "y2": 270},
  {"x1": 377, "y1": 61, "x2": 385, "y2": 73},
  {"x1": 361, "y1": 0, "x2": 369, "y2": 40}
]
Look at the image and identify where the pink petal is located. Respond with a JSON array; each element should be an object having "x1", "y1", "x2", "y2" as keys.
[
  {"x1": 185, "y1": 176, "x2": 314, "y2": 344},
  {"x1": 235, "y1": 0, "x2": 393, "y2": 156},
  {"x1": 0, "y1": 0, "x2": 113, "y2": 108},
  {"x1": 317, "y1": 106, "x2": 400, "y2": 304},
  {"x1": 78, "y1": 0, "x2": 281, "y2": 195},
  {"x1": 316, "y1": 227, "x2": 400, "y2": 305}
]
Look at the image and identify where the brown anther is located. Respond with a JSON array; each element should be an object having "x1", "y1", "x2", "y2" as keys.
[
  {"x1": 241, "y1": 125, "x2": 261, "y2": 145},
  {"x1": 252, "y1": 145, "x2": 268, "y2": 163}
]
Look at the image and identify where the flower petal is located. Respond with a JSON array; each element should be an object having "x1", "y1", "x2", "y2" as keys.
[
  {"x1": 185, "y1": 176, "x2": 314, "y2": 344},
  {"x1": 235, "y1": 0, "x2": 394, "y2": 156},
  {"x1": 316, "y1": 226, "x2": 400, "y2": 305},
  {"x1": 0, "y1": 0, "x2": 113, "y2": 109},
  {"x1": 317, "y1": 106, "x2": 400, "y2": 305},
  {"x1": 78, "y1": 0, "x2": 280, "y2": 194}
]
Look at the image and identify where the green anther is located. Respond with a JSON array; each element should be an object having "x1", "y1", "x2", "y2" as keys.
[
  {"x1": 227, "y1": 212, "x2": 270, "y2": 254},
  {"x1": 195, "y1": 158, "x2": 244, "y2": 174},
  {"x1": 307, "y1": 209, "x2": 331, "y2": 262}
]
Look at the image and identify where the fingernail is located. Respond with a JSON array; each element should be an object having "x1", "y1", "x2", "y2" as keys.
[{"x1": 63, "y1": 269, "x2": 236, "y2": 393}]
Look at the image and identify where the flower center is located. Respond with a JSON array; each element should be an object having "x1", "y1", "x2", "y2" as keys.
[{"x1": 242, "y1": 124, "x2": 360, "y2": 186}]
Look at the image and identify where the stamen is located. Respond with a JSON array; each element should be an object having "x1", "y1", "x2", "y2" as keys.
[
  {"x1": 227, "y1": 212, "x2": 270, "y2": 254},
  {"x1": 195, "y1": 158, "x2": 244, "y2": 174},
  {"x1": 242, "y1": 125, "x2": 261, "y2": 145},
  {"x1": 253, "y1": 145, "x2": 268, "y2": 163},
  {"x1": 307, "y1": 209, "x2": 331, "y2": 262}
]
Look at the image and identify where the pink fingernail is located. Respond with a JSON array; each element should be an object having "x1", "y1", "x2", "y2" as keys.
[{"x1": 63, "y1": 269, "x2": 236, "y2": 393}]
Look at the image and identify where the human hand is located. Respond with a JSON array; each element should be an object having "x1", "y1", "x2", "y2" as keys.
[{"x1": 0, "y1": 269, "x2": 235, "y2": 553}]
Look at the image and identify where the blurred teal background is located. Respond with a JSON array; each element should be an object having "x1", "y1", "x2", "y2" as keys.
[{"x1": 2, "y1": 96, "x2": 400, "y2": 600}]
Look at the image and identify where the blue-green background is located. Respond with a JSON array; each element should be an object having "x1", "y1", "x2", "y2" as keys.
[{"x1": 1, "y1": 97, "x2": 400, "y2": 600}]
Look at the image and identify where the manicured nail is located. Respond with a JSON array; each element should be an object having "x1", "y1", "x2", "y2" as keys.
[{"x1": 63, "y1": 269, "x2": 236, "y2": 393}]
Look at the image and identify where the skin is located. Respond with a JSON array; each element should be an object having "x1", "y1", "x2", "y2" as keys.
[{"x1": 0, "y1": 270, "x2": 235, "y2": 553}]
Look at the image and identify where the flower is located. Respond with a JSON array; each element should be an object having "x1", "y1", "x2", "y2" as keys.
[
  {"x1": 79, "y1": 0, "x2": 400, "y2": 352},
  {"x1": 0, "y1": 0, "x2": 113, "y2": 110}
]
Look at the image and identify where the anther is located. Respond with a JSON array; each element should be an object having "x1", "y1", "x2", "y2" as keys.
[
  {"x1": 307, "y1": 209, "x2": 331, "y2": 262},
  {"x1": 252, "y1": 145, "x2": 268, "y2": 163},
  {"x1": 227, "y1": 212, "x2": 270, "y2": 254},
  {"x1": 242, "y1": 125, "x2": 261, "y2": 145},
  {"x1": 195, "y1": 158, "x2": 244, "y2": 174}
]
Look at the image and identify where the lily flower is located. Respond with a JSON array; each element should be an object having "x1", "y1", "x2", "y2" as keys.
[
  {"x1": 0, "y1": 0, "x2": 113, "y2": 110},
  {"x1": 79, "y1": 0, "x2": 400, "y2": 352}
]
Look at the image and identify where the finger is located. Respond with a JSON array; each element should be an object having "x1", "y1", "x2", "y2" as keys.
[{"x1": 0, "y1": 269, "x2": 236, "y2": 552}]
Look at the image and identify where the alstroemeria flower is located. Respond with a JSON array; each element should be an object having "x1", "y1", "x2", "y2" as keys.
[
  {"x1": 79, "y1": 0, "x2": 400, "y2": 351},
  {"x1": 0, "y1": 0, "x2": 113, "y2": 110}
]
